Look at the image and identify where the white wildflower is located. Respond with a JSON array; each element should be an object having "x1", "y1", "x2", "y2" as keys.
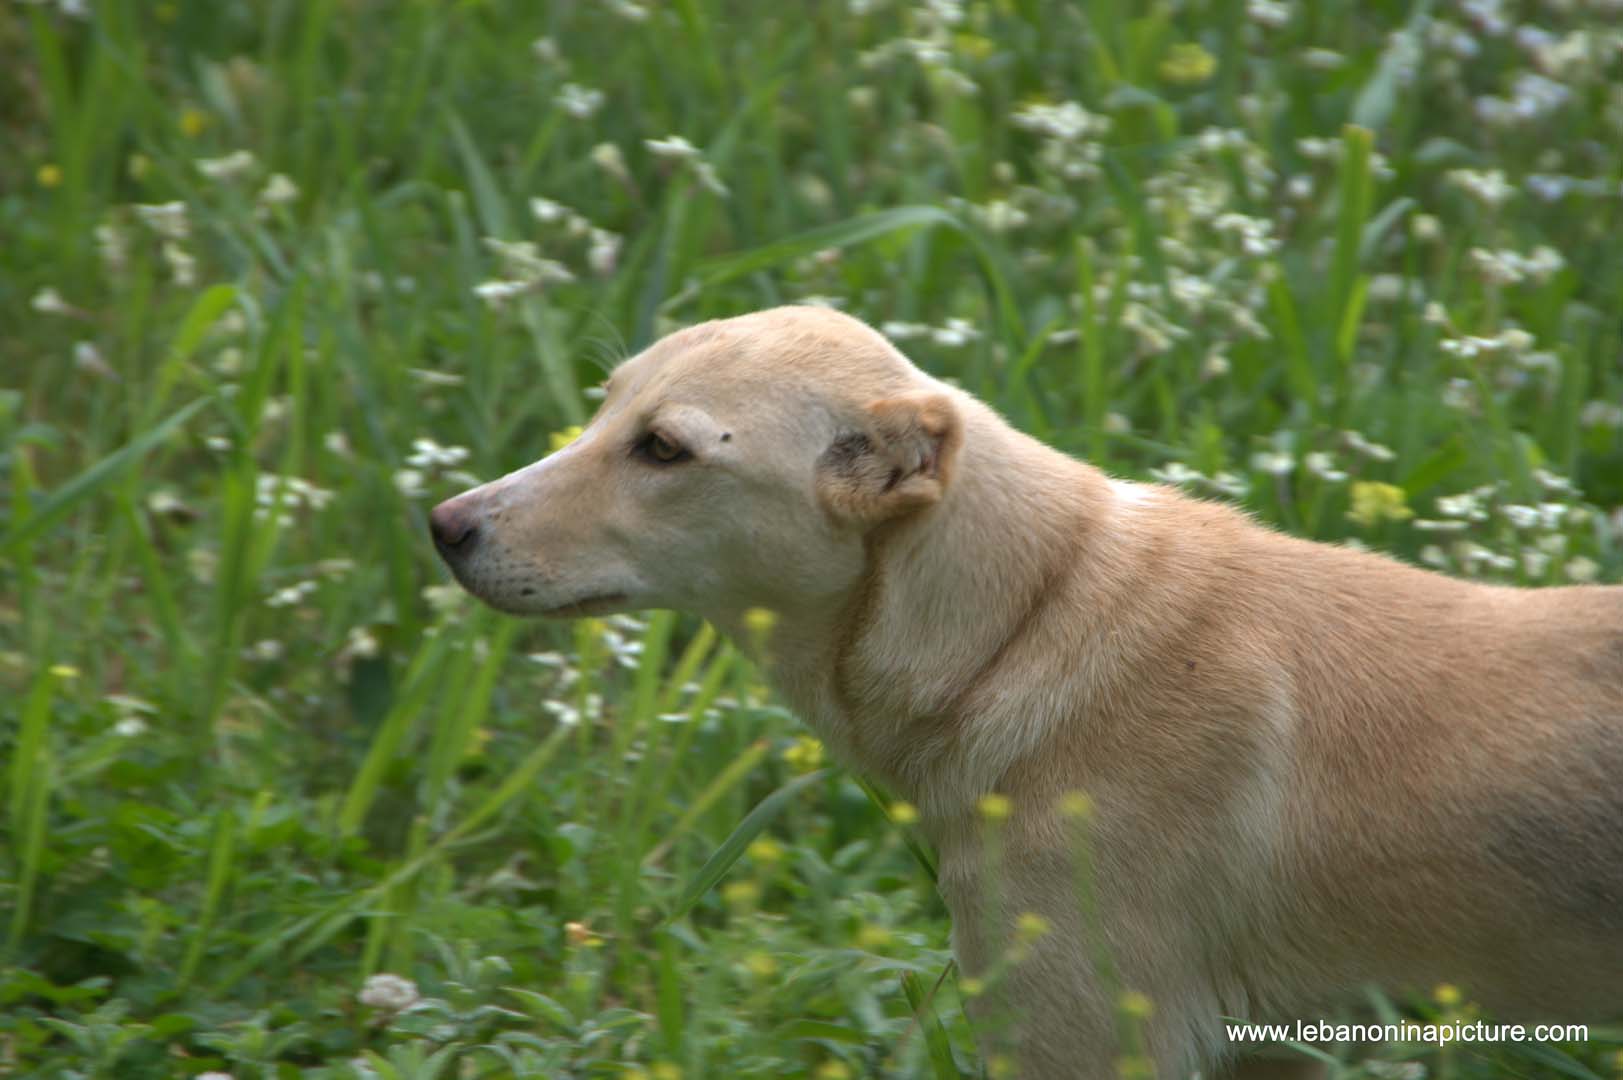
[
  {"x1": 1342, "y1": 430, "x2": 1395, "y2": 463},
  {"x1": 73, "y1": 341, "x2": 114, "y2": 379},
  {"x1": 473, "y1": 279, "x2": 532, "y2": 306},
  {"x1": 1501, "y1": 504, "x2": 1541, "y2": 529},
  {"x1": 646, "y1": 134, "x2": 701, "y2": 161},
  {"x1": 971, "y1": 199, "x2": 1029, "y2": 233},
  {"x1": 691, "y1": 160, "x2": 729, "y2": 197},
  {"x1": 342, "y1": 625, "x2": 381, "y2": 663},
  {"x1": 931, "y1": 318, "x2": 980, "y2": 348},
  {"x1": 482, "y1": 238, "x2": 575, "y2": 285},
  {"x1": 422, "y1": 584, "x2": 467, "y2": 616},
  {"x1": 882, "y1": 321, "x2": 929, "y2": 341},
  {"x1": 531, "y1": 36, "x2": 560, "y2": 63},
  {"x1": 245, "y1": 639, "x2": 285, "y2": 662},
  {"x1": 1213, "y1": 213, "x2": 1278, "y2": 257},
  {"x1": 1210, "y1": 471, "x2": 1251, "y2": 498},
  {"x1": 1304, "y1": 452, "x2": 1348, "y2": 482},
  {"x1": 1564, "y1": 557, "x2": 1599, "y2": 583},
  {"x1": 394, "y1": 468, "x2": 428, "y2": 498},
  {"x1": 1579, "y1": 400, "x2": 1623, "y2": 428},
  {"x1": 529, "y1": 196, "x2": 569, "y2": 223},
  {"x1": 1436, "y1": 492, "x2": 1489, "y2": 521},
  {"x1": 114, "y1": 715, "x2": 149, "y2": 738},
  {"x1": 258, "y1": 173, "x2": 298, "y2": 207},
  {"x1": 1251, "y1": 451, "x2": 1295, "y2": 477},
  {"x1": 162, "y1": 242, "x2": 197, "y2": 287},
  {"x1": 196, "y1": 149, "x2": 257, "y2": 182},
  {"x1": 1149, "y1": 462, "x2": 1204, "y2": 487},
  {"x1": 1247, "y1": 0, "x2": 1291, "y2": 27},
  {"x1": 1532, "y1": 468, "x2": 1576, "y2": 495},
  {"x1": 590, "y1": 142, "x2": 629, "y2": 182},
  {"x1": 1446, "y1": 168, "x2": 1516, "y2": 208},
  {"x1": 555, "y1": 82, "x2": 605, "y2": 119},
  {"x1": 95, "y1": 223, "x2": 128, "y2": 272},
  {"x1": 135, "y1": 201, "x2": 190, "y2": 239},
  {"x1": 31, "y1": 288, "x2": 72, "y2": 315},
  {"x1": 266, "y1": 581, "x2": 318, "y2": 609},
  {"x1": 407, "y1": 368, "x2": 464, "y2": 387},
  {"x1": 587, "y1": 228, "x2": 621, "y2": 276},
  {"x1": 358, "y1": 973, "x2": 420, "y2": 1012},
  {"x1": 406, "y1": 438, "x2": 470, "y2": 470}
]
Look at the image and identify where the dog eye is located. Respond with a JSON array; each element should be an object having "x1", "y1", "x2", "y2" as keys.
[{"x1": 638, "y1": 432, "x2": 691, "y2": 464}]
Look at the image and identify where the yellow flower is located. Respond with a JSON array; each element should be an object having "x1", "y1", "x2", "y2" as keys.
[
  {"x1": 890, "y1": 801, "x2": 919, "y2": 826},
  {"x1": 988, "y1": 1055, "x2": 1016, "y2": 1080},
  {"x1": 564, "y1": 920, "x2": 603, "y2": 949},
  {"x1": 1347, "y1": 481, "x2": 1412, "y2": 528},
  {"x1": 746, "y1": 837, "x2": 783, "y2": 865},
  {"x1": 127, "y1": 154, "x2": 150, "y2": 181},
  {"x1": 1015, "y1": 912, "x2": 1052, "y2": 941},
  {"x1": 954, "y1": 33, "x2": 995, "y2": 59},
  {"x1": 650, "y1": 1064, "x2": 682, "y2": 1080},
  {"x1": 814, "y1": 1062, "x2": 853, "y2": 1080},
  {"x1": 1159, "y1": 42, "x2": 1216, "y2": 85},
  {"x1": 743, "y1": 606, "x2": 777, "y2": 639},
  {"x1": 550, "y1": 425, "x2": 584, "y2": 453},
  {"x1": 37, "y1": 164, "x2": 62, "y2": 189},
  {"x1": 180, "y1": 107, "x2": 210, "y2": 138},
  {"x1": 855, "y1": 923, "x2": 892, "y2": 950},
  {"x1": 743, "y1": 951, "x2": 778, "y2": 978},
  {"x1": 1119, "y1": 989, "x2": 1154, "y2": 1019},
  {"x1": 1116, "y1": 1054, "x2": 1156, "y2": 1080},
  {"x1": 48, "y1": 664, "x2": 80, "y2": 680},
  {"x1": 1433, "y1": 983, "x2": 1462, "y2": 1008},
  {"x1": 721, "y1": 879, "x2": 759, "y2": 911},
  {"x1": 782, "y1": 734, "x2": 824, "y2": 773},
  {"x1": 977, "y1": 793, "x2": 1011, "y2": 822},
  {"x1": 1059, "y1": 790, "x2": 1094, "y2": 820},
  {"x1": 960, "y1": 976, "x2": 985, "y2": 997}
]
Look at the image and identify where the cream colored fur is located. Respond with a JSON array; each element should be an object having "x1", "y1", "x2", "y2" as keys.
[{"x1": 431, "y1": 305, "x2": 1623, "y2": 1079}]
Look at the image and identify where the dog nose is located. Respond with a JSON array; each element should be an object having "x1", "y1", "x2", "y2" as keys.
[{"x1": 429, "y1": 498, "x2": 480, "y2": 556}]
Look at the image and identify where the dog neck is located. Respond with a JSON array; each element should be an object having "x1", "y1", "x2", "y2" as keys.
[{"x1": 763, "y1": 402, "x2": 1131, "y2": 818}]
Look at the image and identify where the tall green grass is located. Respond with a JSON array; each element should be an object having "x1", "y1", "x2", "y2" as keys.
[{"x1": 2, "y1": 0, "x2": 1621, "y2": 1076}]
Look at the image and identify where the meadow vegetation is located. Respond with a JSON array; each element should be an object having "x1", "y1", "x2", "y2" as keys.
[{"x1": 2, "y1": 0, "x2": 1621, "y2": 1076}]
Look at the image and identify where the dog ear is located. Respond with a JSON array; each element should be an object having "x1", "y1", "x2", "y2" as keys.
[{"x1": 817, "y1": 392, "x2": 963, "y2": 527}]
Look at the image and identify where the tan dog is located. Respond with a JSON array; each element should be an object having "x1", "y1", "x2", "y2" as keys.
[{"x1": 430, "y1": 306, "x2": 1623, "y2": 1078}]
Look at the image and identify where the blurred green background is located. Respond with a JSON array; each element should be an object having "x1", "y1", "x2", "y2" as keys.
[{"x1": 1, "y1": 0, "x2": 1620, "y2": 1076}]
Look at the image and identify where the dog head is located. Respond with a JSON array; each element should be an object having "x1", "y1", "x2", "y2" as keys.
[{"x1": 430, "y1": 306, "x2": 964, "y2": 624}]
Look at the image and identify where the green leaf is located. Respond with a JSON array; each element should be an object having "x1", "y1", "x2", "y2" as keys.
[{"x1": 1400, "y1": 438, "x2": 1469, "y2": 497}]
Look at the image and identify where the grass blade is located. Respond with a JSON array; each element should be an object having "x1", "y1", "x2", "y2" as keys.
[
  {"x1": 696, "y1": 207, "x2": 961, "y2": 286},
  {"x1": 900, "y1": 970, "x2": 964, "y2": 1080},
  {"x1": 0, "y1": 398, "x2": 211, "y2": 554},
  {"x1": 662, "y1": 766, "x2": 829, "y2": 922}
]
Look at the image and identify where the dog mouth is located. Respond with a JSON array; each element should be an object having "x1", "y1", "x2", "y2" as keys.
[{"x1": 535, "y1": 591, "x2": 631, "y2": 618}]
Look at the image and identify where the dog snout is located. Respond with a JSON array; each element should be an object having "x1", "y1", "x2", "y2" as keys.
[{"x1": 429, "y1": 497, "x2": 481, "y2": 558}]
